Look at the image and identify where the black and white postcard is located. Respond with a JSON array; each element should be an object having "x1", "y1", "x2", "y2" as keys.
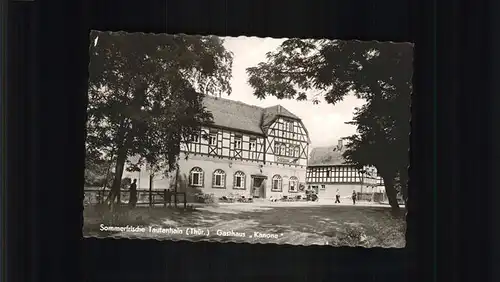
[{"x1": 83, "y1": 31, "x2": 412, "y2": 248}]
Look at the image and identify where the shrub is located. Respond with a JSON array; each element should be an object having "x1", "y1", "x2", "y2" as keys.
[{"x1": 194, "y1": 193, "x2": 216, "y2": 204}]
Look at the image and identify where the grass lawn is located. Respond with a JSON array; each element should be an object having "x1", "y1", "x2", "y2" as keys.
[{"x1": 83, "y1": 204, "x2": 406, "y2": 248}]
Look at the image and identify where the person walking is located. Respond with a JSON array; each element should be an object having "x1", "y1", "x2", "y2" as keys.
[
  {"x1": 129, "y1": 179, "x2": 138, "y2": 208},
  {"x1": 335, "y1": 189, "x2": 341, "y2": 203},
  {"x1": 352, "y1": 190, "x2": 357, "y2": 205}
]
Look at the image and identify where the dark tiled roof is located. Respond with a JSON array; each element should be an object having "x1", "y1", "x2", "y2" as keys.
[
  {"x1": 203, "y1": 95, "x2": 265, "y2": 135},
  {"x1": 262, "y1": 105, "x2": 300, "y2": 127},
  {"x1": 308, "y1": 145, "x2": 348, "y2": 166},
  {"x1": 202, "y1": 95, "x2": 305, "y2": 137}
]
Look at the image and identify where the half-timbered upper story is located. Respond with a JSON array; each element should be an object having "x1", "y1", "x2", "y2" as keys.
[
  {"x1": 180, "y1": 95, "x2": 310, "y2": 167},
  {"x1": 262, "y1": 106, "x2": 310, "y2": 167},
  {"x1": 306, "y1": 140, "x2": 384, "y2": 185}
]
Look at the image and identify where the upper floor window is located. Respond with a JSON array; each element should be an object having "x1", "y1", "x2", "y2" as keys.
[
  {"x1": 209, "y1": 133, "x2": 217, "y2": 146},
  {"x1": 274, "y1": 142, "x2": 281, "y2": 155},
  {"x1": 249, "y1": 138, "x2": 257, "y2": 151},
  {"x1": 294, "y1": 146, "x2": 300, "y2": 158},
  {"x1": 234, "y1": 136, "x2": 242, "y2": 150},
  {"x1": 233, "y1": 171, "x2": 246, "y2": 189},
  {"x1": 190, "y1": 167, "x2": 204, "y2": 187},
  {"x1": 272, "y1": 175, "x2": 283, "y2": 191},
  {"x1": 212, "y1": 169, "x2": 226, "y2": 188},
  {"x1": 190, "y1": 133, "x2": 199, "y2": 143},
  {"x1": 280, "y1": 144, "x2": 286, "y2": 155},
  {"x1": 285, "y1": 144, "x2": 290, "y2": 156}
]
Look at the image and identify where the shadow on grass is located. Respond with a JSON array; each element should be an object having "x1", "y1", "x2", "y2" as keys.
[{"x1": 83, "y1": 204, "x2": 406, "y2": 247}]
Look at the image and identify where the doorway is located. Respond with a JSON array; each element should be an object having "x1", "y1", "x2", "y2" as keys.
[{"x1": 252, "y1": 177, "x2": 266, "y2": 198}]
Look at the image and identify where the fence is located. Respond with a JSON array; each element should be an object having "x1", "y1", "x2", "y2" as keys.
[
  {"x1": 356, "y1": 192, "x2": 385, "y2": 202},
  {"x1": 356, "y1": 192, "x2": 405, "y2": 204},
  {"x1": 84, "y1": 188, "x2": 188, "y2": 209}
]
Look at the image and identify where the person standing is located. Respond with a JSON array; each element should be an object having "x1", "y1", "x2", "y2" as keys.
[
  {"x1": 129, "y1": 179, "x2": 138, "y2": 208},
  {"x1": 335, "y1": 189, "x2": 341, "y2": 203},
  {"x1": 352, "y1": 190, "x2": 357, "y2": 205}
]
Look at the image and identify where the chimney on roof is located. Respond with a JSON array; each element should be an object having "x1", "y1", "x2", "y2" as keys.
[{"x1": 277, "y1": 105, "x2": 281, "y2": 113}]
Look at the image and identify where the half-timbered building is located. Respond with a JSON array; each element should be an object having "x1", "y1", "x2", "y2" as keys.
[
  {"x1": 124, "y1": 95, "x2": 310, "y2": 200},
  {"x1": 306, "y1": 140, "x2": 385, "y2": 199}
]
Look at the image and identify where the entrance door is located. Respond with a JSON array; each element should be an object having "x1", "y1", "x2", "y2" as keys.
[{"x1": 252, "y1": 177, "x2": 265, "y2": 198}]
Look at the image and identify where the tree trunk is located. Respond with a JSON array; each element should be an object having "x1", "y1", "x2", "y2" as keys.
[
  {"x1": 381, "y1": 174, "x2": 400, "y2": 216},
  {"x1": 399, "y1": 168, "x2": 408, "y2": 214},
  {"x1": 149, "y1": 173, "x2": 154, "y2": 208},
  {"x1": 106, "y1": 82, "x2": 148, "y2": 211},
  {"x1": 100, "y1": 150, "x2": 115, "y2": 202},
  {"x1": 174, "y1": 166, "x2": 179, "y2": 208},
  {"x1": 105, "y1": 131, "x2": 132, "y2": 209},
  {"x1": 107, "y1": 148, "x2": 128, "y2": 211},
  {"x1": 400, "y1": 184, "x2": 408, "y2": 211}
]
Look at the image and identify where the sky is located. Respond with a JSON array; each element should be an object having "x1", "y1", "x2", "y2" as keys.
[{"x1": 221, "y1": 36, "x2": 366, "y2": 149}]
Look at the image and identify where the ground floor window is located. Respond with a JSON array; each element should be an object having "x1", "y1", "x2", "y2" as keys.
[
  {"x1": 190, "y1": 167, "x2": 204, "y2": 186},
  {"x1": 272, "y1": 175, "x2": 282, "y2": 191},
  {"x1": 289, "y1": 176, "x2": 299, "y2": 192},
  {"x1": 320, "y1": 185, "x2": 326, "y2": 190},
  {"x1": 213, "y1": 169, "x2": 226, "y2": 188},
  {"x1": 233, "y1": 171, "x2": 246, "y2": 189}
]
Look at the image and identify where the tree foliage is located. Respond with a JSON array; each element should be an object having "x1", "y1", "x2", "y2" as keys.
[
  {"x1": 247, "y1": 39, "x2": 412, "y2": 213},
  {"x1": 84, "y1": 159, "x2": 113, "y2": 187},
  {"x1": 86, "y1": 32, "x2": 233, "y2": 207}
]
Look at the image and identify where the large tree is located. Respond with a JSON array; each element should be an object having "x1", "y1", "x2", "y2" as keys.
[
  {"x1": 247, "y1": 39, "x2": 412, "y2": 214},
  {"x1": 87, "y1": 32, "x2": 233, "y2": 209},
  {"x1": 342, "y1": 91, "x2": 410, "y2": 213}
]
